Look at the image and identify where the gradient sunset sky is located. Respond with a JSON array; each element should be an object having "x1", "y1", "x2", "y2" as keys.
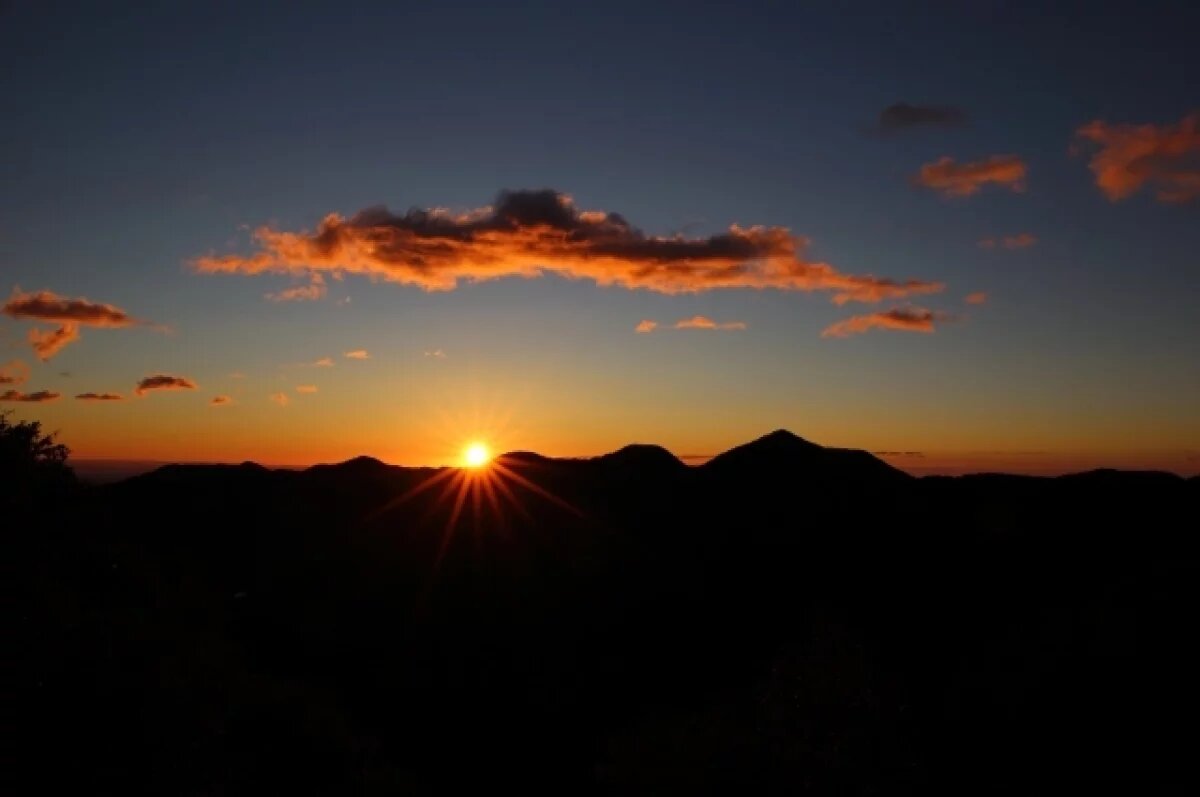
[{"x1": 2, "y1": 2, "x2": 1197, "y2": 474}]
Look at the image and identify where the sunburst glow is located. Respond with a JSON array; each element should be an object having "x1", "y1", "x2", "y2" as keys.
[{"x1": 463, "y1": 441, "x2": 491, "y2": 468}]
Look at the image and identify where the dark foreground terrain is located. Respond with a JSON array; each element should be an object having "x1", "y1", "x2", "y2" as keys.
[{"x1": 10, "y1": 429, "x2": 1200, "y2": 794}]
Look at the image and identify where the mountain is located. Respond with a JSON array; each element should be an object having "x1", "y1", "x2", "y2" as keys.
[{"x1": 13, "y1": 430, "x2": 1199, "y2": 795}]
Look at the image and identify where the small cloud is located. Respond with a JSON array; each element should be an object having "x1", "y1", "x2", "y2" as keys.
[
  {"x1": 979, "y1": 233, "x2": 1036, "y2": 249},
  {"x1": 76, "y1": 392, "x2": 123, "y2": 401},
  {"x1": 822, "y1": 306, "x2": 950, "y2": 338},
  {"x1": 269, "y1": 392, "x2": 290, "y2": 407},
  {"x1": 916, "y1": 155, "x2": 1027, "y2": 197},
  {"x1": 673, "y1": 315, "x2": 747, "y2": 331},
  {"x1": 135, "y1": 374, "x2": 197, "y2": 396},
  {"x1": 59, "y1": 371, "x2": 72, "y2": 378},
  {"x1": 635, "y1": 320, "x2": 659, "y2": 333},
  {"x1": 228, "y1": 372, "x2": 246, "y2": 379},
  {"x1": 265, "y1": 273, "x2": 327, "y2": 302},
  {"x1": 313, "y1": 357, "x2": 335, "y2": 367},
  {"x1": 28, "y1": 323, "x2": 80, "y2": 361},
  {"x1": 344, "y1": 349, "x2": 370, "y2": 360},
  {"x1": 965, "y1": 292, "x2": 988, "y2": 305},
  {"x1": 877, "y1": 102, "x2": 967, "y2": 133},
  {"x1": 423, "y1": 349, "x2": 446, "y2": 358},
  {"x1": 1, "y1": 389, "x2": 61, "y2": 402},
  {"x1": 211, "y1": 395, "x2": 233, "y2": 406},
  {"x1": 0, "y1": 359, "x2": 30, "y2": 386},
  {"x1": 295, "y1": 385, "x2": 318, "y2": 393},
  {"x1": 1075, "y1": 111, "x2": 1200, "y2": 203},
  {"x1": 336, "y1": 297, "x2": 352, "y2": 306}
]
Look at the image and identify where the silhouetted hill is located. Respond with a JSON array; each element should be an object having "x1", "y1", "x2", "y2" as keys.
[{"x1": 13, "y1": 429, "x2": 1199, "y2": 795}]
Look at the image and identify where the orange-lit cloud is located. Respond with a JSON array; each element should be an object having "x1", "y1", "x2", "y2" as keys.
[
  {"x1": 0, "y1": 359, "x2": 30, "y2": 386},
  {"x1": 635, "y1": 320, "x2": 658, "y2": 333},
  {"x1": 269, "y1": 392, "x2": 290, "y2": 407},
  {"x1": 28, "y1": 323, "x2": 80, "y2": 360},
  {"x1": 1, "y1": 389, "x2": 60, "y2": 402},
  {"x1": 313, "y1": 357, "x2": 335, "y2": 367},
  {"x1": 3, "y1": 289, "x2": 139, "y2": 327},
  {"x1": 965, "y1": 292, "x2": 988, "y2": 305},
  {"x1": 916, "y1": 155, "x2": 1027, "y2": 197},
  {"x1": 135, "y1": 375, "x2": 197, "y2": 396},
  {"x1": 673, "y1": 315, "x2": 747, "y2": 330},
  {"x1": 296, "y1": 385, "x2": 317, "y2": 393},
  {"x1": 424, "y1": 349, "x2": 446, "y2": 358},
  {"x1": 76, "y1": 392, "x2": 123, "y2": 401},
  {"x1": 877, "y1": 102, "x2": 967, "y2": 133},
  {"x1": 211, "y1": 395, "x2": 233, "y2": 406},
  {"x1": 979, "y1": 232, "x2": 1036, "y2": 249},
  {"x1": 194, "y1": 189, "x2": 944, "y2": 305},
  {"x1": 1075, "y1": 111, "x2": 1200, "y2": 203},
  {"x1": 821, "y1": 306, "x2": 949, "y2": 338},
  {"x1": 4, "y1": 288, "x2": 155, "y2": 360},
  {"x1": 265, "y1": 273, "x2": 327, "y2": 302},
  {"x1": 344, "y1": 349, "x2": 370, "y2": 360}
]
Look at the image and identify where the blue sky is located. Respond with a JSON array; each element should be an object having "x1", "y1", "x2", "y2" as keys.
[{"x1": 1, "y1": 1, "x2": 1197, "y2": 471}]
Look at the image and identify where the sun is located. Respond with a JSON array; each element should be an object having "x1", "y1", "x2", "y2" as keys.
[{"x1": 462, "y1": 441, "x2": 491, "y2": 468}]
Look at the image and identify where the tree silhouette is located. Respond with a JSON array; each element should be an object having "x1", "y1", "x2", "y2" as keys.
[{"x1": 1, "y1": 410, "x2": 74, "y2": 509}]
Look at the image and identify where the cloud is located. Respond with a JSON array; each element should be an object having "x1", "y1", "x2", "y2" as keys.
[
  {"x1": 295, "y1": 385, "x2": 317, "y2": 393},
  {"x1": 312, "y1": 357, "x2": 335, "y2": 367},
  {"x1": 211, "y1": 395, "x2": 233, "y2": 406},
  {"x1": 916, "y1": 155, "x2": 1027, "y2": 197},
  {"x1": 4, "y1": 288, "x2": 153, "y2": 360},
  {"x1": 424, "y1": 349, "x2": 446, "y2": 358},
  {"x1": 1, "y1": 389, "x2": 61, "y2": 402},
  {"x1": 193, "y1": 189, "x2": 944, "y2": 305},
  {"x1": 635, "y1": 320, "x2": 658, "y2": 333},
  {"x1": 821, "y1": 306, "x2": 950, "y2": 338},
  {"x1": 265, "y1": 273, "x2": 327, "y2": 302},
  {"x1": 28, "y1": 323, "x2": 80, "y2": 360},
  {"x1": 978, "y1": 233, "x2": 1036, "y2": 249},
  {"x1": 0, "y1": 359, "x2": 30, "y2": 386},
  {"x1": 965, "y1": 292, "x2": 988, "y2": 305},
  {"x1": 344, "y1": 349, "x2": 370, "y2": 360},
  {"x1": 134, "y1": 375, "x2": 197, "y2": 396},
  {"x1": 3, "y1": 288, "x2": 140, "y2": 327},
  {"x1": 76, "y1": 392, "x2": 123, "y2": 401},
  {"x1": 269, "y1": 392, "x2": 290, "y2": 407},
  {"x1": 673, "y1": 315, "x2": 747, "y2": 330},
  {"x1": 877, "y1": 102, "x2": 967, "y2": 133},
  {"x1": 1074, "y1": 111, "x2": 1200, "y2": 203}
]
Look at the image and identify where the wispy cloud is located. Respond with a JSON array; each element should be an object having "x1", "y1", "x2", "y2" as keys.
[
  {"x1": 0, "y1": 359, "x2": 30, "y2": 386},
  {"x1": 134, "y1": 375, "x2": 197, "y2": 396},
  {"x1": 821, "y1": 307, "x2": 950, "y2": 338},
  {"x1": 877, "y1": 102, "x2": 967, "y2": 133},
  {"x1": 295, "y1": 384, "x2": 317, "y2": 393},
  {"x1": 916, "y1": 155, "x2": 1027, "y2": 197},
  {"x1": 211, "y1": 395, "x2": 233, "y2": 406},
  {"x1": 344, "y1": 349, "x2": 370, "y2": 360},
  {"x1": 312, "y1": 357, "x2": 335, "y2": 367},
  {"x1": 76, "y1": 392, "x2": 123, "y2": 401},
  {"x1": 1, "y1": 389, "x2": 60, "y2": 402},
  {"x1": 1075, "y1": 111, "x2": 1200, "y2": 203},
  {"x1": 424, "y1": 349, "x2": 446, "y2": 358},
  {"x1": 265, "y1": 273, "x2": 327, "y2": 302},
  {"x1": 28, "y1": 323, "x2": 79, "y2": 361},
  {"x1": 193, "y1": 189, "x2": 943, "y2": 305},
  {"x1": 269, "y1": 392, "x2": 290, "y2": 407},
  {"x1": 635, "y1": 320, "x2": 658, "y2": 334},
  {"x1": 965, "y1": 292, "x2": 988, "y2": 305},
  {"x1": 673, "y1": 315, "x2": 747, "y2": 330},
  {"x1": 3, "y1": 288, "x2": 155, "y2": 360},
  {"x1": 979, "y1": 233, "x2": 1036, "y2": 249}
]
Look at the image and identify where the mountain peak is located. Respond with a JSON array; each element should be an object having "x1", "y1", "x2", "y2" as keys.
[{"x1": 594, "y1": 443, "x2": 684, "y2": 471}]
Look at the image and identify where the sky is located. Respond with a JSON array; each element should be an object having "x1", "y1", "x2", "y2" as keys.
[{"x1": 1, "y1": 1, "x2": 1198, "y2": 474}]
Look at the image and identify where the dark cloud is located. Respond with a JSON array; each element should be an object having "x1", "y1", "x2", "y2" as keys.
[
  {"x1": 1, "y1": 389, "x2": 61, "y2": 402},
  {"x1": 878, "y1": 102, "x2": 967, "y2": 133},
  {"x1": 0, "y1": 359, "x2": 30, "y2": 386},
  {"x1": 194, "y1": 189, "x2": 944, "y2": 305},
  {"x1": 76, "y1": 392, "x2": 123, "y2": 401},
  {"x1": 134, "y1": 375, "x2": 197, "y2": 396}
]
